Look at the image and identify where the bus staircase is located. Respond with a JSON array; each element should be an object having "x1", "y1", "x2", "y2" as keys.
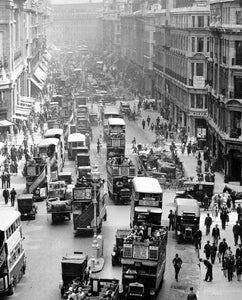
[
  {"x1": 0, "y1": 243, "x2": 6, "y2": 272},
  {"x1": 28, "y1": 167, "x2": 46, "y2": 194},
  {"x1": 75, "y1": 202, "x2": 94, "y2": 229}
]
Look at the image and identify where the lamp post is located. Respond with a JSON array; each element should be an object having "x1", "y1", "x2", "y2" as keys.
[{"x1": 88, "y1": 164, "x2": 105, "y2": 273}]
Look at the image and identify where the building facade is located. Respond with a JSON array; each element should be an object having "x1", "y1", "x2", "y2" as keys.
[
  {"x1": 0, "y1": 0, "x2": 50, "y2": 125},
  {"x1": 51, "y1": 1, "x2": 103, "y2": 51},
  {"x1": 121, "y1": 1, "x2": 162, "y2": 96},
  {"x1": 153, "y1": 0, "x2": 210, "y2": 137},
  {"x1": 207, "y1": 0, "x2": 242, "y2": 184}
]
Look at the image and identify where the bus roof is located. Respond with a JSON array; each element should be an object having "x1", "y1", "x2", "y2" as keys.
[
  {"x1": 44, "y1": 128, "x2": 63, "y2": 138},
  {"x1": 133, "y1": 177, "x2": 162, "y2": 194},
  {"x1": 104, "y1": 106, "x2": 119, "y2": 115},
  {"x1": 108, "y1": 118, "x2": 125, "y2": 126},
  {"x1": 175, "y1": 198, "x2": 200, "y2": 216},
  {"x1": 0, "y1": 210, "x2": 21, "y2": 231},
  {"x1": 68, "y1": 133, "x2": 86, "y2": 143},
  {"x1": 38, "y1": 138, "x2": 59, "y2": 147}
]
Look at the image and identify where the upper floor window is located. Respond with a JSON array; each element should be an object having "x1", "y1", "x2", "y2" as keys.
[
  {"x1": 192, "y1": 37, "x2": 195, "y2": 52},
  {"x1": 198, "y1": 16, "x2": 204, "y2": 27},
  {"x1": 197, "y1": 37, "x2": 204, "y2": 52},
  {"x1": 196, "y1": 63, "x2": 204, "y2": 76},
  {"x1": 192, "y1": 16, "x2": 195, "y2": 27}
]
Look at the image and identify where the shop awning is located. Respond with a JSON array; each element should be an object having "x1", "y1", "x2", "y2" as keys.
[
  {"x1": 0, "y1": 120, "x2": 15, "y2": 127},
  {"x1": 15, "y1": 107, "x2": 31, "y2": 116},
  {"x1": 30, "y1": 77, "x2": 43, "y2": 91},
  {"x1": 12, "y1": 115, "x2": 28, "y2": 121},
  {"x1": 19, "y1": 96, "x2": 34, "y2": 108},
  {"x1": 34, "y1": 66, "x2": 47, "y2": 84}
]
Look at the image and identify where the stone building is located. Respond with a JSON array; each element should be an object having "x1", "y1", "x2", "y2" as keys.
[
  {"x1": 51, "y1": 0, "x2": 103, "y2": 51},
  {"x1": 153, "y1": 0, "x2": 210, "y2": 137},
  {"x1": 121, "y1": 1, "x2": 162, "y2": 95},
  {"x1": 207, "y1": 0, "x2": 242, "y2": 184},
  {"x1": 0, "y1": 0, "x2": 50, "y2": 124}
]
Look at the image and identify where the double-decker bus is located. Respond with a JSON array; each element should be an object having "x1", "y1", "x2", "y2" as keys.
[
  {"x1": 44, "y1": 128, "x2": 65, "y2": 167},
  {"x1": 38, "y1": 138, "x2": 63, "y2": 177},
  {"x1": 107, "y1": 118, "x2": 126, "y2": 159},
  {"x1": 0, "y1": 211, "x2": 26, "y2": 295},
  {"x1": 102, "y1": 107, "x2": 121, "y2": 140},
  {"x1": 130, "y1": 177, "x2": 163, "y2": 227}
]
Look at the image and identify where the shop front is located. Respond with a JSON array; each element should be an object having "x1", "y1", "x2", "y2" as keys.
[{"x1": 225, "y1": 142, "x2": 242, "y2": 185}]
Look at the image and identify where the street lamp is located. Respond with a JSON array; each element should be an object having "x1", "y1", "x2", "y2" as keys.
[{"x1": 88, "y1": 164, "x2": 105, "y2": 273}]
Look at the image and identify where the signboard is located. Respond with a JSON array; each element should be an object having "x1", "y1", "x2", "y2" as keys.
[
  {"x1": 139, "y1": 198, "x2": 159, "y2": 207},
  {"x1": 193, "y1": 76, "x2": 205, "y2": 88},
  {"x1": 133, "y1": 244, "x2": 149, "y2": 260},
  {"x1": 73, "y1": 187, "x2": 92, "y2": 200}
]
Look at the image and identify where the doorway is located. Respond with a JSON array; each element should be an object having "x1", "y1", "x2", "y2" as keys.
[{"x1": 229, "y1": 149, "x2": 242, "y2": 181}]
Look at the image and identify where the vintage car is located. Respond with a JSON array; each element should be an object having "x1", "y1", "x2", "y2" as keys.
[
  {"x1": 174, "y1": 197, "x2": 200, "y2": 243},
  {"x1": 17, "y1": 194, "x2": 37, "y2": 220}
]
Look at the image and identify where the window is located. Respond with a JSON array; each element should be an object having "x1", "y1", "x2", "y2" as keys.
[
  {"x1": 191, "y1": 94, "x2": 195, "y2": 108},
  {"x1": 198, "y1": 16, "x2": 204, "y2": 27},
  {"x1": 207, "y1": 37, "x2": 210, "y2": 52},
  {"x1": 192, "y1": 37, "x2": 195, "y2": 52},
  {"x1": 196, "y1": 95, "x2": 203, "y2": 108},
  {"x1": 192, "y1": 16, "x2": 195, "y2": 27},
  {"x1": 197, "y1": 37, "x2": 204, "y2": 52},
  {"x1": 207, "y1": 16, "x2": 210, "y2": 26},
  {"x1": 196, "y1": 63, "x2": 204, "y2": 76}
]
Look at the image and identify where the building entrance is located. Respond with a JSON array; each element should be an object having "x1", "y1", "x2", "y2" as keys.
[{"x1": 230, "y1": 149, "x2": 242, "y2": 181}]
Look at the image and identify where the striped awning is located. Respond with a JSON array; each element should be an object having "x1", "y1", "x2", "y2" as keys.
[
  {"x1": 34, "y1": 66, "x2": 47, "y2": 84},
  {"x1": 30, "y1": 77, "x2": 43, "y2": 91}
]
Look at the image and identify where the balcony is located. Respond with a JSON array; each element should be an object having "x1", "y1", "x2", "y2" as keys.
[{"x1": 230, "y1": 128, "x2": 241, "y2": 139}]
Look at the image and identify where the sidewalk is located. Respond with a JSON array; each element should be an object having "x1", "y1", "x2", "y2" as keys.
[
  {"x1": 136, "y1": 106, "x2": 242, "y2": 299},
  {"x1": 0, "y1": 129, "x2": 43, "y2": 210}
]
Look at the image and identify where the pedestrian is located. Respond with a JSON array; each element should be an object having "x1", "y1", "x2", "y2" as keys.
[
  {"x1": 211, "y1": 224, "x2": 220, "y2": 246},
  {"x1": 6, "y1": 172, "x2": 10, "y2": 188},
  {"x1": 168, "y1": 210, "x2": 175, "y2": 231},
  {"x1": 156, "y1": 116, "x2": 160, "y2": 127},
  {"x1": 187, "y1": 141, "x2": 192, "y2": 155},
  {"x1": 218, "y1": 238, "x2": 228, "y2": 262},
  {"x1": 142, "y1": 119, "x2": 145, "y2": 129},
  {"x1": 237, "y1": 204, "x2": 242, "y2": 221},
  {"x1": 84, "y1": 266, "x2": 91, "y2": 285},
  {"x1": 150, "y1": 122, "x2": 154, "y2": 132},
  {"x1": 203, "y1": 193, "x2": 209, "y2": 211},
  {"x1": 3, "y1": 188, "x2": 9, "y2": 205},
  {"x1": 147, "y1": 115, "x2": 151, "y2": 126},
  {"x1": 1, "y1": 172, "x2": 6, "y2": 189},
  {"x1": 172, "y1": 253, "x2": 182, "y2": 281},
  {"x1": 97, "y1": 138, "x2": 101, "y2": 154},
  {"x1": 204, "y1": 241, "x2": 211, "y2": 260},
  {"x1": 233, "y1": 221, "x2": 240, "y2": 246},
  {"x1": 194, "y1": 227, "x2": 202, "y2": 249},
  {"x1": 187, "y1": 287, "x2": 197, "y2": 300},
  {"x1": 220, "y1": 209, "x2": 228, "y2": 230},
  {"x1": 10, "y1": 188, "x2": 16, "y2": 207},
  {"x1": 226, "y1": 254, "x2": 235, "y2": 281},
  {"x1": 238, "y1": 223, "x2": 242, "y2": 244},
  {"x1": 200, "y1": 258, "x2": 213, "y2": 282},
  {"x1": 235, "y1": 244, "x2": 242, "y2": 260},
  {"x1": 236, "y1": 256, "x2": 242, "y2": 281},
  {"x1": 210, "y1": 242, "x2": 217, "y2": 264},
  {"x1": 204, "y1": 213, "x2": 212, "y2": 235}
]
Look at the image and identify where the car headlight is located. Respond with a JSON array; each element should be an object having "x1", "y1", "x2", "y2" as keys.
[{"x1": 111, "y1": 252, "x2": 116, "y2": 256}]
